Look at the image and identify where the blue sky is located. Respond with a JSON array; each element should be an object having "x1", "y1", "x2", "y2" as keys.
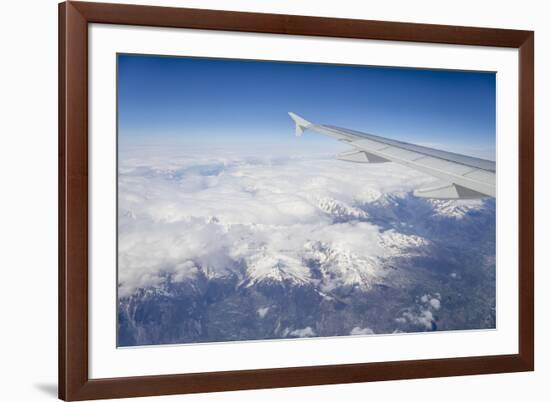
[{"x1": 118, "y1": 54, "x2": 496, "y2": 160}]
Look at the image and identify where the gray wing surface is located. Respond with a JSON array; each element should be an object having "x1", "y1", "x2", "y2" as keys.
[{"x1": 289, "y1": 112, "x2": 495, "y2": 199}]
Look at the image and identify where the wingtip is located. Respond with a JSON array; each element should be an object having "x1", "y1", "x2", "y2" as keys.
[
  {"x1": 288, "y1": 111, "x2": 308, "y2": 122},
  {"x1": 288, "y1": 112, "x2": 311, "y2": 137}
]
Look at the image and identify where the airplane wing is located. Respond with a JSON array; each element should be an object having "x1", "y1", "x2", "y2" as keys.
[{"x1": 288, "y1": 112, "x2": 495, "y2": 199}]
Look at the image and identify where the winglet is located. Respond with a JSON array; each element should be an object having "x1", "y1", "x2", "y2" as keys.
[{"x1": 288, "y1": 112, "x2": 312, "y2": 136}]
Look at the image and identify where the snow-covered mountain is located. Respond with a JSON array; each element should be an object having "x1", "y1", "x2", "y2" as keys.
[
  {"x1": 314, "y1": 196, "x2": 369, "y2": 221},
  {"x1": 428, "y1": 199, "x2": 484, "y2": 219}
]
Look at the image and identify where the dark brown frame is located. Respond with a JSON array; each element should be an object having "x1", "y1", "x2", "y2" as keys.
[{"x1": 59, "y1": 1, "x2": 534, "y2": 400}]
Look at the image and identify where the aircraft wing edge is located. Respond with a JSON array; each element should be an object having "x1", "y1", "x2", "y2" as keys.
[{"x1": 289, "y1": 112, "x2": 496, "y2": 199}]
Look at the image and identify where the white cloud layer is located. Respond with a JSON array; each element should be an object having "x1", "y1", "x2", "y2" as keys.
[{"x1": 117, "y1": 145, "x2": 468, "y2": 297}]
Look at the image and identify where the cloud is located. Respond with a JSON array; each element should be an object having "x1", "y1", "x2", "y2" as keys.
[
  {"x1": 396, "y1": 293, "x2": 442, "y2": 330},
  {"x1": 350, "y1": 327, "x2": 375, "y2": 335},
  {"x1": 289, "y1": 327, "x2": 316, "y2": 337},
  {"x1": 401, "y1": 309, "x2": 434, "y2": 330},
  {"x1": 429, "y1": 298, "x2": 441, "y2": 310},
  {"x1": 117, "y1": 145, "x2": 442, "y2": 297},
  {"x1": 257, "y1": 307, "x2": 270, "y2": 318}
]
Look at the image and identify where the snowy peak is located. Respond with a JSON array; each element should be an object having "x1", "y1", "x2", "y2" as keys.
[
  {"x1": 314, "y1": 197, "x2": 368, "y2": 220},
  {"x1": 303, "y1": 241, "x2": 384, "y2": 291},
  {"x1": 244, "y1": 250, "x2": 311, "y2": 287},
  {"x1": 379, "y1": 230, "x2": 430, "y2": 254},
  {"x1": 370, "y1": 192, "x2": 407, "y2": 207},
  {"x1": 427, "y1": 199, "x2": 484, "y2": 219}
]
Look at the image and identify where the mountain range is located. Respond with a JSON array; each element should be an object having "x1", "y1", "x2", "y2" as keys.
[{"x1": 118, "y1": 191, "x2": 496, "y2": 346}]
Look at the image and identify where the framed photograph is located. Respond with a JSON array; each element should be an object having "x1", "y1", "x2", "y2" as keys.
[{"x1": 59, "y1": 1, "x2": 534, "y2": 400}]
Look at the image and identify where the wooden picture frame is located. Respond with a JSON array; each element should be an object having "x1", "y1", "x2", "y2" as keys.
[{"x1": 59, "y1": 1, "x2": 534, "y2": 400}]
